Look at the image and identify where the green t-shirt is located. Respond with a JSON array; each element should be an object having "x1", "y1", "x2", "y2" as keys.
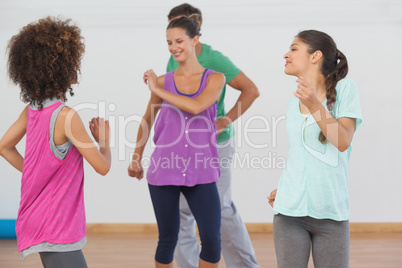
[
  {"x1": 166, "y1": 43, "x2": 241, "y2": 143},
  {"x1": 273, "y1": 78, "x2": 363, "y2": 221}
]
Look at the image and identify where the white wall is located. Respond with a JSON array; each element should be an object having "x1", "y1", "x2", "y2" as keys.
[{"x1": 0, "y1": 0, "x2": 401, "y2": 223}]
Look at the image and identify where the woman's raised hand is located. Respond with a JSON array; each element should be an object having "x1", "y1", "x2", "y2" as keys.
[
  {"x1": 89, "y1": 117, "x2": 110, "y2": 148},
  {"x1": 143, "y1": 69, "x2": 159, "y2": 93},
  {"x1": 294, "y1": 77, "x2": 321, "y2": 113}
]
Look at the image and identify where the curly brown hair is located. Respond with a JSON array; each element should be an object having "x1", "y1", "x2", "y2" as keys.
[{"x1": 7, "y1": 16, "x2": 85, "y2": 109}]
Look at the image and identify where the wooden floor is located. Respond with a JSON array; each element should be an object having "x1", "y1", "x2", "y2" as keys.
[{"x1": 1, "y1": 232, "x2": 402, "y2": 267}]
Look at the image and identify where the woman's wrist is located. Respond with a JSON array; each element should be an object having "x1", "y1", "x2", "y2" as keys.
[
  {"x1": 132, "y1": 151, "x2": 142, "y2": 161},
  {"x1": 308, "y1": 99, "x2": 323, "y2": 114},
  {"x1": 150, "y1": 85, "x2": 162, "y2": 96},
  {"x1": 219, "y1": 116, "x2": 231, "y2": 128}
]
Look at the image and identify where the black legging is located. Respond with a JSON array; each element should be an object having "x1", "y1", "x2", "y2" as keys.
[
  {"x1": 148, "y1": 182, "x2": 221, "y2": 264},
  {"x1": 39, "y1": 250, "x2": 87, "y2": 268}
]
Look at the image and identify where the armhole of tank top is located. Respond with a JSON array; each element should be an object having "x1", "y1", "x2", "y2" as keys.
[
  {"x1": 164, "y1": 71, "x2": 173, "y2": 92},
  {"x1": 203, "y1": 69, "x2": 213, "y2": 84},
  {"x1": 204, "y1": 69, "x2": 218, "y2": 104},
  {"x1": 49, "y1": 104, "x2": 73, "y2": 160}
]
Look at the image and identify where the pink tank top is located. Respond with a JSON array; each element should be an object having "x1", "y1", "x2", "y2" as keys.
[{"x1": 16, "y1": 102, "x2": 86, "y2": 252}]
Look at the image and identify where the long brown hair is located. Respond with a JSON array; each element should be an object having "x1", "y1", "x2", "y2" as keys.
[{"x1": 296, "y1": 30, "x2": 348, "y2": 143}]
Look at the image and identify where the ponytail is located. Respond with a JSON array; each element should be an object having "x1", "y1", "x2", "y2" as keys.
[
  {"x1": 188, "y1": 14, "x2": 202, "y2": 34},
  {"x1": 318, "y1": 49, "x2": 348, "y2": 143}
]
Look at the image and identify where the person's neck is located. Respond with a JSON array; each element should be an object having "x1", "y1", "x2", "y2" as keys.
[
  {"x1": 300, "y1": 72, "x2": 327, "y2": 101},
  {"x1": 176, "y1": 54, "x2": 204, "y2": 76},
  {"x1": 56, "y1": 94, "x2": 66, "y2": 102},
  {"x1": 195, "y1": 42, "x2": 202, "y2": 57}
]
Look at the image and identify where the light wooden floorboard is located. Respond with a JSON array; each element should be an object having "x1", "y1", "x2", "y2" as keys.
[{"x1": 1, "y1": 232, "x2": 401, "y2": 267}]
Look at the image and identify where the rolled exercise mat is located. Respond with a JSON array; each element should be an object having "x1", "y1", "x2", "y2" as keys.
[{"x1": 0, "y1": 219, "x2": 17, "y2": 239}]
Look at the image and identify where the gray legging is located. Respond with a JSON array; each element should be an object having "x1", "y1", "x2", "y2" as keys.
[
  {"x1": 39, "y1": 250, "x2": 88, "y2": 268},
  {"x1": 273, "y1": 214, "x2": 349, "y2": 268}
]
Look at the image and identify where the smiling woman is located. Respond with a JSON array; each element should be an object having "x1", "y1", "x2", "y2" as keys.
[
  {"x1": 167, "y1": 14, "x2": 201, "y2": 54},
  {"x1": 128, "y1": 15, "x2": 225, "y2": 268},
  {"x1": 268, "y1": 30, "x2": 362, "y2": 268}
]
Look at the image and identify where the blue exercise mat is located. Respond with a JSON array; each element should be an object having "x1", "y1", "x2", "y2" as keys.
[{"x1": 0, "y1": 219, "x2": 17, "y2": 239}]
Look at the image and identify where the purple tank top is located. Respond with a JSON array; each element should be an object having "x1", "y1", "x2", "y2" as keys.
[
  {"x1": 147, "y1": 69, "x2": 220, "y2": 186},
  {"x1": 16, "y1": 102, "x2": 86, "y2": 252}
]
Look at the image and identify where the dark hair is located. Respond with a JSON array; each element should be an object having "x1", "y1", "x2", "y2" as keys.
[
  {"x1": 167, "y1": 15, "x2": 202, "y2": 38},
  {"x1": 7, "y1": 16, "x2": 85, "y2": 110},
  {"x1": 296, "y1": 30, "x2": 348, "y2": 144},
  {"x1": 167, "y1": 3, "x2": 202, "y2": 27}
]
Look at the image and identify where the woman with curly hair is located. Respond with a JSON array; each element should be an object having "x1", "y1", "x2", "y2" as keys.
[
  {"x1": 268, "y1": 30, "x2": 362, "y2": 268},
  {"x1": 0, "y1": 17, "x2": 111, "y2": 267}
]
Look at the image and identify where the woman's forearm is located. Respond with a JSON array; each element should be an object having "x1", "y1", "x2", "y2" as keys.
[
  {"x1": 0, "y1": 147, "x2": 24, "y2": 172},
  {"x1": 153, "y1": 88, "x2": 208, "y2": 115},
  {"x1": 311, "y1": 105, "x2": 354, "y2": 152},
  {"x1": 133, "y1": 102, "x2": 161, "y2": 160}
]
